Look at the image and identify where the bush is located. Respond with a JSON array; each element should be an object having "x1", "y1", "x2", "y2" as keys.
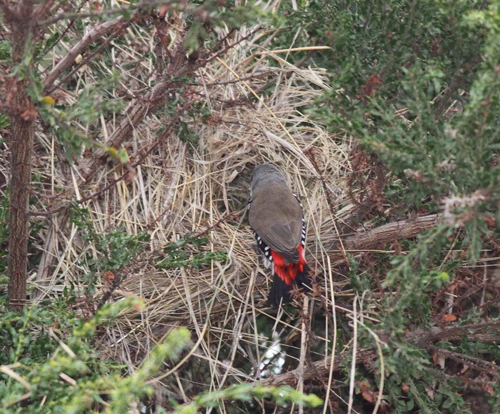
[
  {"x1": 0, "y1": 297, "x2": 189, "y2": 413},
  {"x1": 270, "y1": 0, "x2": 500, "y2": 411}
]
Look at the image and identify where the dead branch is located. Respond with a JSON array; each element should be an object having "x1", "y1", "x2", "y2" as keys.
[
  {"x1": 343, "y1": 214, "x2": 440, "y2": 251},
  {"x1": 258, "y1": 355, "x2": 342, "y2": 388},
  {"x1": 43, "y1": 17, "x2": 128, "y2": 93},
  {"x1": 38, "y1": 0, "x2": 174, "y2": 27},
  {"x1": 405, "y1": 320, "x2": 500, "y2": 348},
  {"x1": 77, "y1": 42, "x2": 206, "y2": 183},
  {"x1": 33, "y1": 0, "x2": 57, "y2": 22},
  {"x1": 257, "y1": 319, "x2": 500, "y2": 389}
]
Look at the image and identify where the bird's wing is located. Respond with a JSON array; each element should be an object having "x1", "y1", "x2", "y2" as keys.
[{"x1": 249, "y1": 183, "x2": 302, "y2": 263}]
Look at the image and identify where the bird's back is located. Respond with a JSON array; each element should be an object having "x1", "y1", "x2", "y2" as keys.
[{"x1": 249, "y1": 183, "x2": 302, "y2": 264}]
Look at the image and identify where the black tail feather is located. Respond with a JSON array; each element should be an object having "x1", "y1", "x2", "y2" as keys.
[{"x1": 267, "y1": 264, "x2": 312, "y2": 307}]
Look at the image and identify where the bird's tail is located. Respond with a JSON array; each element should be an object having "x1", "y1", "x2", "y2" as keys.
[{"x1": 267, "y1": 263, "x2": 311, "y2": 307}]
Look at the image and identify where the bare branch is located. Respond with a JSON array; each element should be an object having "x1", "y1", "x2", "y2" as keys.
[
  {"x1": 77, "y1": 40, "x2": 206, "y2": 183},
  {"x1": 38, "y1": 0, "x2": 186, "y2": 27},
  {"x1": 343, "y1": 214, "x2": 440, "y2": 251},
  {"x1": 33, "y1": 0, "x2": 57, "y2": 22},
  {"x1": 42, "y1": 17, "x2": 128, "y2": 93}
]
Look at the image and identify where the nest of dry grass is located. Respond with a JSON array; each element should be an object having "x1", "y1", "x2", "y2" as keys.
[{"x1": 1, "y1": 4, "x2": 362, "y2": 410}]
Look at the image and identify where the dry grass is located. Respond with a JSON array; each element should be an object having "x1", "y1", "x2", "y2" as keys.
[{"x1": 9, "y1": 4, "x2": 362, "y2": 411}]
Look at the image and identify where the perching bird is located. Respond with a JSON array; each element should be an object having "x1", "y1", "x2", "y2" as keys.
[{"x1": 248, "y1": 163, "x2": 311, "y2": 306}]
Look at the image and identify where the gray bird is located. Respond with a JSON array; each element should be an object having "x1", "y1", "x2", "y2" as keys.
[{"x1": 248, "y1": 163, "x2": 311, "y2": 306}]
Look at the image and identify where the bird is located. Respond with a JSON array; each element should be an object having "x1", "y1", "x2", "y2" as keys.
[{"x1": 248, "y1": 163, "x2": 311, "y2": 306}]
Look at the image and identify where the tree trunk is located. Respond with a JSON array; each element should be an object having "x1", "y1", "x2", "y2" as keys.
[{"x1": 7, "y1": 1, "x2": 36, "y2": 310}]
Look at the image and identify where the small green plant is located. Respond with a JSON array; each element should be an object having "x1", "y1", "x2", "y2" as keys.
[
  {"x1": 69, "y1": 204, "x2": 150, "y2": 294},
  {"x1": 157, "y1": 233, "x2": 228, "y2": 269}
]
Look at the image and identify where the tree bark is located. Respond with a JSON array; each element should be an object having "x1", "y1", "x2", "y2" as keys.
[{"x1": 5, "y1": 0, "x2": 36, "y2": 310}]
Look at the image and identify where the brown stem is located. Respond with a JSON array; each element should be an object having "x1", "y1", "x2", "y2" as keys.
[{"x1": 6, "y1": 0, "x2": 37, "y2": 310}]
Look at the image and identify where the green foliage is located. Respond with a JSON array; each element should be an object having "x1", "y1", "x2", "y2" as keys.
[
  {"x1": 0, "y1": 113, "x2": 9, "y2": 128},
  {"x1": 172, "y1": 383, "x2": 322, "y2": 413},
  {"x1": 285, "y1": 0, "x2": 498, "y2": 222},
  {"x1": 177, "y1": 120, "x2": 200, "y2": 146},
  {"x1": 0, "y1": 297, "x2": 191, "y2": 413},
  {"x1": 69, "y1": 205, "x2": 227, "y2": 293},
  {"x1": 70, "y1": 204, "x2": 150, "y2": 274},
  {"x1": 157, "y1": 232, "x2": 228, "y2": 269},
  {"x1": 67, "y1": 204, "x2": 150, "y2": 298},
  {"x1": 382, "y1": 226, "x2": 454, "y2": 328},
  {"x1": 39, "y1": 73, "x2": 126, "y2": 159},
  {"x1": 299, "y1": 0, "x2": 500, "y2": 255},
  {"x1": 0, "y1": 297, "x2": 319, "y2": 413},
  {"x1": 0, "y1": 39, "x2": 11, "y2": 61},
  {"x1": 272, "y1": 0, "x2": 500, "y2": 411}
]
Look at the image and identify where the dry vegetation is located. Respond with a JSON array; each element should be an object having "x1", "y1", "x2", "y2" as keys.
[
  {"x1": 14, "y1": 7, "x2": 359, "y2": 410},
  {"x1": 2, "y1": 1, "x2": 499, "y2": 412}
]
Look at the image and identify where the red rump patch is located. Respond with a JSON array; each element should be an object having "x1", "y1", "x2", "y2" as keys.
[{"x1": 270, "y1": 245, "x2": 306, "y2": 286}]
